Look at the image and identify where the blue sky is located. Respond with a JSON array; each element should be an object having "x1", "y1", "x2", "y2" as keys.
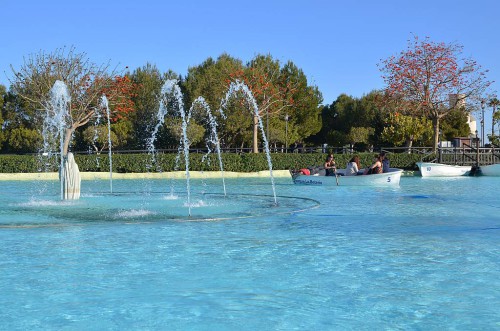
[{"x1": 1, "y1": 0, "x2": 499, "y2": 136}]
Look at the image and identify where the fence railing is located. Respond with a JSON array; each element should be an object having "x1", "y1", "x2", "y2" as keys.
[{"x1": 435, "y1": 144, "x2": 500, "y2": 166}]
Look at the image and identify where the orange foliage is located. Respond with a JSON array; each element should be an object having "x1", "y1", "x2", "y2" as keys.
[{"x1": 100, "y1": 75, "x2": 137, "y2": 122}]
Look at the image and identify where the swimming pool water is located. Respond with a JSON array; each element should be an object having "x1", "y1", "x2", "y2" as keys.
[{"x1": 0, "y1": 176, "x2": 499, "y2": 330}]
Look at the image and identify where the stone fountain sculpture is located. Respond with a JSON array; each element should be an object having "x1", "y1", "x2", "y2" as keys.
[{"x1": 60, "y1": 152, "x2": 81, "y2": 200}]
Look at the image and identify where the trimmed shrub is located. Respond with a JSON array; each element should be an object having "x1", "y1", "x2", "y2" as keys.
[{"x1": 0, "y1": 152, "x2": 425, "y2": 173}]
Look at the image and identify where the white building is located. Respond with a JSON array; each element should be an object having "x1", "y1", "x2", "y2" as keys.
[
  {"x1": 467, "y1": 114, "x2": 477, "y2": 137},
  {"x1": 449, "y1": 94, "x2": 476, "y2": 137}
]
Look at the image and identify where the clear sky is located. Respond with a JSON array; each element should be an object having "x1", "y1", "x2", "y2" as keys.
[{"x1": 1, "y1": 0, "x2": 499, "y2": 137}]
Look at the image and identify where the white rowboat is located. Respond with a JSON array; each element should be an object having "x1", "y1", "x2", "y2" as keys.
[
  {"x1": 417, "y1": 162, "x2": 471, "y2": 177},
  {"x1": 290, "y1": 168, "x2": 403, "y2": 186}
]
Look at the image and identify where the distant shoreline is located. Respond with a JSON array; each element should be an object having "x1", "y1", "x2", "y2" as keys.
[{"x1": 0, "y1": 170, "x2": 418, "y2": 180}]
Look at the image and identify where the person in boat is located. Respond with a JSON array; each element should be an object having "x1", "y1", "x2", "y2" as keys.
[
  {"x1": 379, "y1": 151, "x2": 390, "y2": 173},
  {"x1": 364, "y1": 154, "x2": 383, "y2": 175},
  {"x1": 298, "y1": 168, "x2": 310, "y2": 175},
  {"x1": 324, "y1": 154, "x2": 337, "y2": 176},
  {"x1": 345, "y1": 155, "x2": 361, "y2": 176}
]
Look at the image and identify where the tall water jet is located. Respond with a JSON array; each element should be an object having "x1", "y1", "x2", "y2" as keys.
[
  {"x1": 146, "y1": 88, "x2": 169, "y2": 167},
  {"x1": 192, "y1": 96, "x2": 227, "y2": 196},
  {"x1": 222, "y1": 80, "x2": 277, "y2": 205},
  {"x1": 164, "y1": 80, "x2": 192, "y2": 215},
  {"x1": 90, "y1": 105, "x2": 102, "y2": 168},
  {"x1": 146, "y1": 82, "x2": 176, "y2": 195},
  {"x1": 42, "y1": 80, "x2": 81, "y2": 200},
  {"x1": 147, "y1": 79, "x2": 276, "y2": 211},
  {"x1": 148, "y1": 79, "x2": 193, "y2": 215},
  {"x1": 100, "y1": 95, "x2": 113, "y2": 193}
]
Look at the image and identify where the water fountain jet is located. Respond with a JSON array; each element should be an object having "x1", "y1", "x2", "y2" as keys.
[
  {"x1": 99, "y1": 95, "x2": 113, "y2": 193},
  {"x1": 42, "y1": 80, "x2": 81, "y2": 200},
  {"x1": 221, "y1": 80, "x2": 277, "y2": 205}
]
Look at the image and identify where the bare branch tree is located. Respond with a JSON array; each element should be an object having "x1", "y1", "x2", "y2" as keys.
[{"x1": 9, "y1": 46, "x2": 130, "y2": 155}]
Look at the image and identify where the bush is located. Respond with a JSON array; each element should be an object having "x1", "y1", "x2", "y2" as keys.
[{"x1": 0, "y1": 151, "x2": 424, "y2": 173}]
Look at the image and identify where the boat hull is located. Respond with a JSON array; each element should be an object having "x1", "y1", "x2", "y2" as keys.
[
  {"x1": 291, "y1": 168, "x2": 402, "y2": 186},
  {"x1": 480, "y1": 164, "x2": 500, "y2": 176},
  {"x1": 417, "y1": 162, "x2": 471, "y2": 177}
]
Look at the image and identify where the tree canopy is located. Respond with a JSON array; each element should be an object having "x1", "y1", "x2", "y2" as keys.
[
  {"x1": 9, "y1": 47, "x2": 135, "y2": 155},
  {"x1": 379, "y1": 35, "x2": 492, "y2": 150},
  {"x1": 0, "y1": 42, "x2": 492, "y2": 155}
]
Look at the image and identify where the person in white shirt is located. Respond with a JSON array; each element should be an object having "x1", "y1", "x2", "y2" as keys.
[{"x1": 345, "y1": 155, "x2": 360, "y2": 176}]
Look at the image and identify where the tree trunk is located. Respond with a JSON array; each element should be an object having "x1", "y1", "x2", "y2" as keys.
[
  {"x1": 493, "y1": 106, "x2": 496, "y2": 138},
  {"x1": 405, "y1": 137, "x2": 413, "y2": 154},
  {"x1": 253, "y1": 115, "x2": 259, "y2": 153},
  {"x1": 432, "y1": 117, "x2": 440, "y2": 152},
  {"x1": 62, "y1": 127, "x2": 74, "y2": 157}
]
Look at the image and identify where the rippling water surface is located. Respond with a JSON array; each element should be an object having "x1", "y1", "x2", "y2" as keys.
[{"x1": 0, "y1": 176, "x2": 499, "y2": 330}]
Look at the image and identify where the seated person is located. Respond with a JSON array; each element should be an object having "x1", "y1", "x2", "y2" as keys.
[
  {"x1": 345, "y1": 155, "x2": 360, "y2": 176},
  {"x1": 379, "y1": 151, "x2": 390, "y2": 173},
  {"x1": 299, "y1": 168, "x2": 310, "y2": 175},
  {"x1": 324, "y1": 155, "x2": 337, "y2": 176},
  {"x1": 364, "y1": 155, "x2": 383, "y2": 175}
]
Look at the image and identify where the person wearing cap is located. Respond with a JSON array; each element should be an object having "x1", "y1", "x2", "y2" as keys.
[{"x1": 324, "y1": 154, "x2": 337, "y2": 176}]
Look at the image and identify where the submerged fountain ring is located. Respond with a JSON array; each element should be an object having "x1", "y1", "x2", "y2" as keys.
[
  {"x1": 175, "y1": 193, "x2": 321, "y2": 222},
  {"x1": 2, "y1": 193, "x2": 320, "y2": 228}
]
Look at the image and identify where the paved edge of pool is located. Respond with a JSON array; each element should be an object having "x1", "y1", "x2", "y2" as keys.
[{"x1": 0, "y1": 170, "x2": 419, "y2": 180}]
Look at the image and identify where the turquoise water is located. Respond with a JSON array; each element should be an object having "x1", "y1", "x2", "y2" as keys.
[{"x1": 0, "y1": 176, "x2": 499, "y2": 330}]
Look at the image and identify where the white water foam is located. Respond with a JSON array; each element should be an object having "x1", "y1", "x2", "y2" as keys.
[
  {"x1": 115, "y1": 209, "x2": 156, "y2": 218},
  {"x1": 162, "y1": 194, "x2": 179, "y2": 200},
  {"x1": 184, "y1": 200, "x2": 209, "y2": 208},
  {"x1": 15, "y1": 199, "x2": 76, "y2": 207}
]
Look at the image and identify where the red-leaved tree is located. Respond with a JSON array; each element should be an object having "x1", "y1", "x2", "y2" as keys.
[
  {"x1": 100, "y1": 75, "x2": 137, "y2": 122},
  {"x1": 379, "y1": 35, "x2": 492, "y2": 150}
]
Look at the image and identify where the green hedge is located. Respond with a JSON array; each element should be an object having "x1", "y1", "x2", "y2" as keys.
[{"x1": 0, "y1": 152, "x2": 430, "y2": 173}]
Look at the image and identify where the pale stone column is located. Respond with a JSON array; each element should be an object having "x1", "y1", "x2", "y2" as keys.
[{"x1": 61, "y1": 152, "x2": 81, "y2": 200}]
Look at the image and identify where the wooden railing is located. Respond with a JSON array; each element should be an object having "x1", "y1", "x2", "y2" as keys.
[{"x1": 437, "y1": 144, "x2": 500, "y2": 166}]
